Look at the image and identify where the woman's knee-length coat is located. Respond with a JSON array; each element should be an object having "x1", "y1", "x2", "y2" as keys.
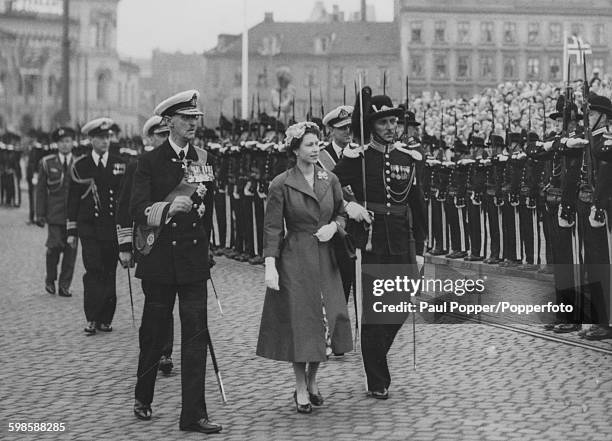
[{"x1": 256, "y1": 165, "x2": 353, "y2": 362}]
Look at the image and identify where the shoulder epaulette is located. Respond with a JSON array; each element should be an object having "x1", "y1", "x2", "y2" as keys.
[
  {"x1": 395, "y1": 145, "x2": 423, "y2": 161},
  {"x1": 592, "y1": 127, "x2": 608, "y2": 136}
]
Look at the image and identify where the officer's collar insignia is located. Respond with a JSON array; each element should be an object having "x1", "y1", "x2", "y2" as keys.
[{"x1": 190, "y1": 94, "x2": 197, "y2": 107}]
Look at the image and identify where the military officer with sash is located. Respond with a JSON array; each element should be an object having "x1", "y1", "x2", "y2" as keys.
[
  {"x1": 36, "y1": 127, "x2": 78, "y2": 297},
  {"x1": 333, "y1": 91, "x2": 426, "y2": 399},
  {"x1": 129, "y1": 90, "x2": 222, "y2": 433},
  {"x1": 66, "y1": 118, "x2": 127, "y2": 334}
]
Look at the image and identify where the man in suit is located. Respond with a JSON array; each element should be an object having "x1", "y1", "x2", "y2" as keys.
[
  {"x1": 129, "y1": 90, "x2": 221, "y2": 434},
  {"x1": 36, "y1": 127, "x2": 78, "y2": 297},
  {"x1": 66, "y1": 118, "x2": 126, "y2": 334}
]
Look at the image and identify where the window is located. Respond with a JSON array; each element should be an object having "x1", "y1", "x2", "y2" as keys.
[
  {"x1": 314, "y1": 36, "x2": 330, "y2": 54},
  {"x1": 24, "y1": 75, "x2": 35, "y2": 97},
  {"x1": 549, "y1": 23, "x2": 562, "y2": 44},
  {"x1": 549, "y1": 57, "x2": 561, "y2": 80},
  {"x1": 527, "y1": 57, "x2": 540, "y2": 79},
  {"x1": 434, "y1": 21, "x2": 446, "y2": 43},
  {"x1": 480, "y1": 55, "x2": 494, "y2": 79},
  {"x1": 593, "y1": 58, "x2": 605, "y2": 72},
  {"x1": 410, "y1": 22, "x2": 422, "y2": 43},
  {"x1": 210, "y1": 63, "x2": 220, "y2": 88},
  {"x1": 233, "y1": 69, "x2": 241, "y2": 87},
  {"x1": 259, "y1": 35, "x2": 281, "y2": 56},
  {"x1": 457, "y1": 22, "x2": 470, "y2": 44},
  {"x1": 256, "y1": 66, "x2": 268, "y2": 88},
  {"x1": 332, "y1": 67, "x2": 344, "y2": 88},
  {"x1": 571, "y1": 23, "x2": 584, "y2": 37},
  {"x1": 96, "y1": 71, "x2": 110, "y2": 101},
  {"x1": 504, "y1": 22, "x2": 516, "y2": 44},
  {"x1": 481, "y1": 22, "x2": 494, "y2": 43},
  {"x1": 118, "y1": 81, "x2": 122, "y2": 105},
  {"x1": 457, "y1": 55, "x2": 470, "y2": 79},
  {"x1": 528, "y1": 23, "x2": 540, "y2": 44},
  {"x1": 434, "y1": 55, "x2": 447, "y2": 79},
  {"x1": 47, "y1": 75, "x2": 57, "y2": 97},
  {"x1": 410, "y1": 55, "x2": 423, "y2": 78},
  {"x1": 504, "y1": 57, "x2": 517, "y2": 78},
  {"x1": 593, "y1": 24, "x2": 605, "y2": 45}
]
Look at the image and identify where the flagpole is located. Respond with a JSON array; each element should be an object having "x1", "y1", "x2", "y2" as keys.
[
  {"x1": 563, "y1": 30, "x2": 568, "y2": 83},
  {"x1": 241, "y1": 0, "x2": 248, "y2": 119}
]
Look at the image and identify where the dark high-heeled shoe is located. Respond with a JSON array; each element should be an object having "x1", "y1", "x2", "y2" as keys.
[
  {"x1": 308, "y1": 391, "x2": 324, "y2": 406},
  {"x1": 293, "y1": 391, "x2": 312, "y2": 414}
]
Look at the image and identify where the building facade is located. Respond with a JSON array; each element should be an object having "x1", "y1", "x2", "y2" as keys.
[
  {"x1": 202, "y1": 12, "x2": 400, "y2": 127},
  {"x1": 0, "y1": 0, "x2": 140, "y2": 135},
  {"x1": 398, "y1": 0, "x2": 612, "y2": 98}
]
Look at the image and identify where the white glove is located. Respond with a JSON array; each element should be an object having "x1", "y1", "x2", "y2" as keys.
[
  {"x1": 589, "y1": 206, "x2": 606, "y2": 228},
  {"x1": 314, "y1": 222, "x2": 338, "y2": 242},
  {"x1": 565, "y1": 138, "x2": 588, "y2": 149},
  {"x1": 345, "y1": 201, "x2": 371, "y2": 223},
  {"x1": 264, "y1": 257, "x2": 279, "y2": 291}
]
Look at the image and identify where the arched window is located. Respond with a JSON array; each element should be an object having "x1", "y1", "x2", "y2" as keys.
[{"x1": 97, "y1": 71, "x2": 111, "y2": 101}]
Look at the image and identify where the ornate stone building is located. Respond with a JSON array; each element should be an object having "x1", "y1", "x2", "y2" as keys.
[
  {"x1": 0, "y1": 0, "x2": 140, "y2": 135},
  {"x1": 202, "y1": 11, "x2": 400, "y2": 128},
  {"x1": 396, "y1": 0, "x2": 612, "y2": 98}
]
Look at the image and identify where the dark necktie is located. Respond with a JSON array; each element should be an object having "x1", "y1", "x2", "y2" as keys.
[
  {"x1": 178, "y1": 150, "x2": 186, "y2": 161},
  {"x1": 97, "y1": 157, "x2": 105, "y2": 174},
  {"x1": 62, "y1": 156, "x2": 68, "y2": 174}
]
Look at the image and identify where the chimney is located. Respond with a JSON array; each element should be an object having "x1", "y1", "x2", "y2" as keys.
[
  {"x1": 264, "y1": 12, "x2": 274, "y2": 23},
  {"x1": 361, "y1": 0, "x2": 367, "y2": 21}
]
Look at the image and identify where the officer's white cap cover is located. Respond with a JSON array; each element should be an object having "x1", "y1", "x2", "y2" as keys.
[
  {"x1": 323, "y1": 105, "x2": 354, "y2": 128},
  {"x1": 82, "y1": 117, "x2": 114, "y2": 137},
  {"x1": 154, "y1": 90, "x2": 204, "y2": 117},
  {"x1": 142, "y1": 115, "x2": 170, "y2": 137}
]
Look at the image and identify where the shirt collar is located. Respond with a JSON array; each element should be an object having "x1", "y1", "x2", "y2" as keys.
[
  {"x1": 92, "y1": 151, "x2": 108, "y2": 166},
  {"x1": 169, "y1": 137, "x2": 189, "y2": 158},
  {"x1": 59, "y1": 152, "x2": 72, "y2": 164},
  {"x1": 331, "y1": 140, "x2": 344, "y2": 157}
]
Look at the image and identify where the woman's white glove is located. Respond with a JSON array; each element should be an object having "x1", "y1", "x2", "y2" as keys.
[
  {"x1": 314, "y1": 221, "x2": 338, "y2": 242},
  {"x1": 264, "y1": 257, "x2": 279, "y2": 291},
  {"x1": 345, "y1": 201, "x2": 371, "y2": 223}
]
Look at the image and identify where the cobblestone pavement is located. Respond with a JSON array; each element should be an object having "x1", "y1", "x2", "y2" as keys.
[{"x1": 1, "y1": 202, "x2": 611, "y2": 441}]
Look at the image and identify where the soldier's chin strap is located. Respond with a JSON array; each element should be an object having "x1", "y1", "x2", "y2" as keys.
[{"x1": 372, "y1": 131, "x2": 392, "y2": 146}]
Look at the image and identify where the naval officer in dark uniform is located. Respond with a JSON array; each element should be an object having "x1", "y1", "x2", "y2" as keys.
[
  {"x1": 333, "y1": 90, "x2": 426, "y2": 399},
  {"x1": 129, "y1": 90, "x2": 221, "y2": 434},
  {"x1": 66, "y1": 118, "x2": 126, "y2": 334},
  {"x1": 320, "y1": 105, "x2": 355, "y2": 305},
  {"x1": 36, "y1": 127, "x2": 78, "y2": 297}
]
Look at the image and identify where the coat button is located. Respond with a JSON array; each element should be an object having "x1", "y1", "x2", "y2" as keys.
[
  {"x1": 192, "y1": 223, "x2": 197, "y2": 228},
  {"x1": 386, "y1": 162, "x2": 390, "y2": 166},
  {"x1": 193, "y1": 203, "x2": 198, "y2": 208},
  {"x1": 110, "y1": 211, "x2": 114, "y2": 216},
  {"x1": 386, "y1": 178, "x2": 390, "y2": 182},
  {"x1": 172, "y1": 222, "x2": 177, "y2": 228},
  {"x1": 172, "y1": 241, "x2": 177, "y2": 246},
  {"x1": 193, "y1": 239, "x2": 198, "y2": 244},
  {"x1": 386, "y1": 170, "x2": 390, "y2": 174},
  {"x1": 385, "y1": 154, "x2": 389, "y2": 159},
  {"x1": 386, "y1": 202, "x2": 391, "y2": 207},
  {"x1": 94, "y1": 212, "x2": 99, "y2": 217},
  {"x1": 109, "y1": 189, "x2": 114, "y2": 194}
]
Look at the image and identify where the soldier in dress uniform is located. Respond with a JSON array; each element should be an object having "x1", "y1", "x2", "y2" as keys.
[
  {"x1": 483, "y1": 134, "x2": 506, "y2": 264},
  {"x1": 446, "y1": 139, "x2": 470, "y2": 259},
  {"x1": 464, "y1": 135, "x2": 487, "y2": 261},
  {"x1": 499, "y1": 132, "x2": 523, "y2": 267},
  {"x1": 320, "y1": 105, "x2": 355, "y2": 303},
  {"x1": 36, "y1": 127, "x2": 78, "y2": 297},
  {"x1": 27, "y1": 136, "x2": 47, "y2": 224},
  {"x1": 66, "y1": 118, "x2": 127, "y2": 334},
  {"x1": 129, "y1": 90, "x2": 221, "y2": 433},
  {"x1": 333, "y1": 90, "x2": 426, "y2": 399},
  {"x1": 563, "y1": 92, "x2": 612, "y2": 340},
  {"x1": 526, "y1": 96, "x2": 580, "y2": 332}
]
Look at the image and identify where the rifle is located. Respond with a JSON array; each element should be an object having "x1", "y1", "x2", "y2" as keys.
[
  {"x1": 320, "y1": 87, "x2": 326, "y2": 137},
  {"x1": 276, "y1": 86, "x2": 282, "y2": 136},
  {"x1": 382, "y1": 70, "x2": 387, "y2": 96},
  {"x1": 579, "y1": 51, "x2": 594, "y2": 203},
  {"x1": 439, "y1": 106, "x2": 444, "y2": 151},
  {"x1": 256, "y1": 92, "x2": 262, "y2": 139},
  {"x1": 562, "y1": 58, "x2": 572, "y2": 137},
  {"x1": 404, "y1": 74, "x2": 409, "y2": 131},
  {"x1": 542, "y1": 100, "x2": 547, "y2": 137},
  {"x1": 307, "y1": 87, "x2": 313, "y2": 122},
  {"x1": 248, "y1": 94, "x2": 255, "y2": 140},
  {"x1": 489, "y1": 101, "x2": 495, "y2": 143},
  {"x1": 291, "y1": 96, "x2": 296, "y2": 125},
  {"x1": 343, "y1": 84, "x2": 346, "y2": 106}
]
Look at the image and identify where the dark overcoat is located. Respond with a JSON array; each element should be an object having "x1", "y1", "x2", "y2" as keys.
[
  {"x1": 256, "y1": 165, "x2": 353, "y2": 362},
  {"x1": 36, "y1": 153, "x2": 73, "y2": 225}
]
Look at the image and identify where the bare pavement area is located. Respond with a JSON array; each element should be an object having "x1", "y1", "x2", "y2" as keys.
[{"x1": 1, "y1": 203, "x2": 611, "y2": 441}]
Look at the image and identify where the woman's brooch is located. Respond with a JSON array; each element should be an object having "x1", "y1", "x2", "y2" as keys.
[
  {"x1": 197, "y1": 202, "x2": 206, "y2": 218},
  {"x1": 317, "y1": 171, "x2": 329, "y2": 181}
]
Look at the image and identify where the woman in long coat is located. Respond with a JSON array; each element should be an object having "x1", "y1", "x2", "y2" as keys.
[{"x1": 257, "y1": 122, "x2": 353, "y2": 413}]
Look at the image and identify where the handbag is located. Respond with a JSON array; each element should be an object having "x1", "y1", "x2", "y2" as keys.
[{"x1": 333, "y1": 224, "x2": 357, "y2": 261}]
